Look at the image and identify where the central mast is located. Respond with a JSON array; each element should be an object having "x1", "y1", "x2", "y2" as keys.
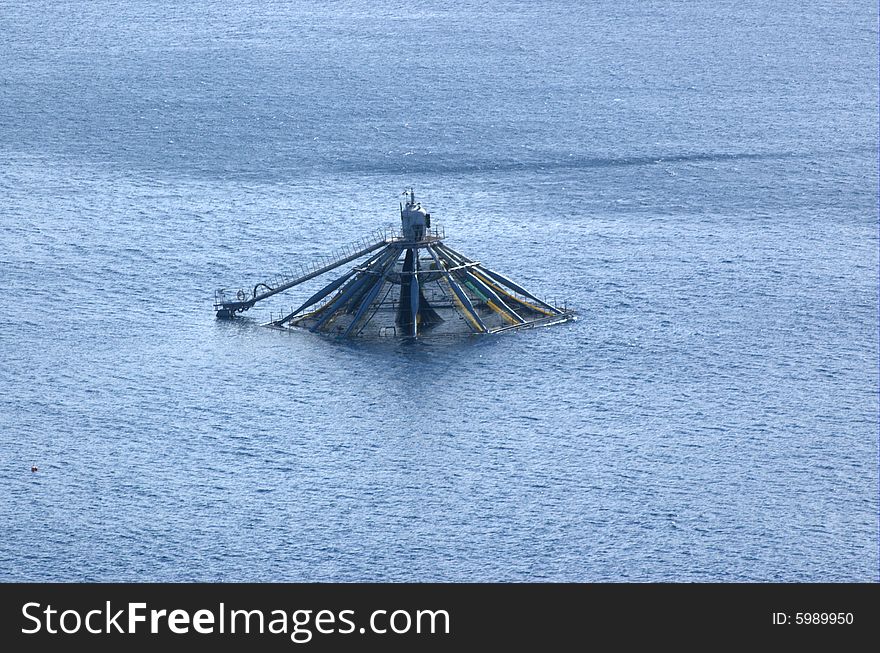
[
  {"x1": 397, "y1": 188, "x2": 438, "y2": 336},
  {"x1": 400, "y1": 187, "x2": 431, "y2": 242}
]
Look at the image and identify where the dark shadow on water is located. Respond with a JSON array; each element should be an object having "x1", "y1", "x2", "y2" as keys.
[
  {"x1": 95, "y1": 144, "x2": 877, "y2": 182},
  {"x1": 320, "y1": 329, "x2": 502, "y2": 361},
  {"x1": 211, "y1": 314, "x2": 263, "y2": 333},
  {"x1": 212, "y1": 314, "x2": 550, "y2": 362},
  {"x1": 341, "y1": 150, "x2": 813, "y2": 175}
]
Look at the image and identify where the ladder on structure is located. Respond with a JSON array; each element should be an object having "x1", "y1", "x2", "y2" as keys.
[{"x1": 213, "y1": 229, "x2": 394, "y2": 318}]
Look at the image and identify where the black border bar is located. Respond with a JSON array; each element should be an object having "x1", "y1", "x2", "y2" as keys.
[{"x1": 1, "y1": 583, "x2": 876, "y2": 649}]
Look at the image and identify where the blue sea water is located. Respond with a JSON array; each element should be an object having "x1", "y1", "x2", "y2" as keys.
[{"x1": 0, "y1": 0, "x2": 877, "y2": 582}]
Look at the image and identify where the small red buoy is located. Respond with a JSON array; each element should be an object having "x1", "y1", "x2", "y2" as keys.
[{"x1": 31, "y1": 466, "x2": 38, "y2": 473}]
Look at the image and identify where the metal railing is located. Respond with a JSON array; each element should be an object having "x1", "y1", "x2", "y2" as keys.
[{"x1": 215, "y1": 224, "x2": 447, "y2": 309}]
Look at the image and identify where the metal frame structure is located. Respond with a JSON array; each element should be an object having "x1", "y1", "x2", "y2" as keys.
[{"x1": 214, "y1": 190, "x2": 575, "y2": 338}]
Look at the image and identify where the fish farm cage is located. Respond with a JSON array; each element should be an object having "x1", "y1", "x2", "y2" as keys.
[{"x1": 214, "y1": 189, "x2": 575, "y2": 339}]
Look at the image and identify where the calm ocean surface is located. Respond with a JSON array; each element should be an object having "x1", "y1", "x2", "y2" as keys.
[{"x1": 1, "y1": 1, "x2": 877, "y2": 581}]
